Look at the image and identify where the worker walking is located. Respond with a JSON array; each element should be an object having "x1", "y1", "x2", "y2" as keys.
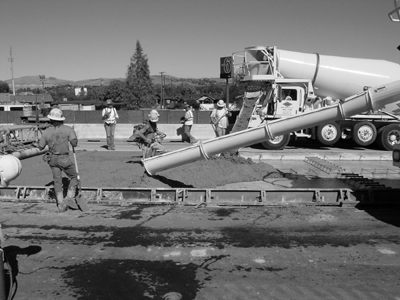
[
  {"x1": 182, "y1": 104, "x2": 198, "y2": 144},
  {"x1": 102, "y1": 99, "x2": 119, "y2": 150},
  {"x1": 37, "y1": 108, "x2": 78, "y2": 212},
  {"x1": 210, "y1": 100, "x2": 231, "y2": 137}
]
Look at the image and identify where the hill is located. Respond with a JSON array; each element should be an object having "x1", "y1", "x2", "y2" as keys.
[{"x1": 3, "y1": 75, "x2": 224, "y2": 88}]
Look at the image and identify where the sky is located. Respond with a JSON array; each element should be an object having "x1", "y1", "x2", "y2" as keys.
[{"x1": 1, "y1": 0, "x2": 400, "y2": 82}]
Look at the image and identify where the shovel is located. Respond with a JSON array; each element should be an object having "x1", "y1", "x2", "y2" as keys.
[{"x1": 67, "y1": 146, "x2": 89, "y2": 212}]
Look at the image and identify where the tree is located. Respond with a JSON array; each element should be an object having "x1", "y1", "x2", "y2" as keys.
[
  {"x1": 0, "y1": 81, "x2": 10, "y2": 93},
  {"x1": 126, "y1": 40, "x2": 156, "y2": 109},
  {"x1": 102, "y1": 80, "x2": 128, "y2": 104}
]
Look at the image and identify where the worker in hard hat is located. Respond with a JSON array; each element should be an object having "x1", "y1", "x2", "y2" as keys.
[
  {"x1": 210, "y1": 100, "x2": 231, "y2": 137},
  {"x1": 37, "y1": 108, "x2": 79, "y2": 212},
  {"x1": 102, "y1": 99, "x2": 119, "y2": 150},
  {"x1": 136, "y1": 110, "x2": 167, "y2": 158}
]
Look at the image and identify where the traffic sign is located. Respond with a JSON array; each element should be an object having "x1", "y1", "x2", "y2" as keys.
[{"x1": 220, "y1": 56, "x2": 232, "y2": 79}]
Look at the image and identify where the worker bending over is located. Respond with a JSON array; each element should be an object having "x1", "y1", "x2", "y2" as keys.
[{"x1": 136, "y1": 110, "x2": 167, "y2": 158}]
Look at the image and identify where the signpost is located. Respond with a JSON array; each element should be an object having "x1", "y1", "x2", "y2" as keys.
[{"x1": 220, "y1": 56, "x2": 233, "y2": 107}]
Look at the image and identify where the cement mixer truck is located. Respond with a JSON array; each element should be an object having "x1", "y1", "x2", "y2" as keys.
[{"x1": 231, "y1": 46, "x2": 400, "y2": 150}]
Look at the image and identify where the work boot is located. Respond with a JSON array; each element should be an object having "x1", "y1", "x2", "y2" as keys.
[
  {"x1": 56, "y1": 192, "x2": 68, "y2": 213},
  {"x1": 64, "y1": 187, "x2": 79, "y2": 210}
]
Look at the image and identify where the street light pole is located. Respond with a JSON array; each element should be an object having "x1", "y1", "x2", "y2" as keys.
[
  {"x1": 38, "y1": 75, "x2": 46, "y2": 124},
  {"x1": 39, "y1": 75, "x2": 46, "y2": 91},
  {"x1": 8, "y1": 46, "x2": 15, "y2": 95},
  {"x1": 160, "y1": 72, "x2": 165, "y2": 109}
]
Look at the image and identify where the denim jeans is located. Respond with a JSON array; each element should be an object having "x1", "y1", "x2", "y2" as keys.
[
  {"x1": 104, "y1": 123, "x2": 116, "y2": 147},
  {"x1": 183, "y1": 125, "x2": 197, "y2": 143},
  {"x1": 49, "y1": 154, "x2": 78, "y2": 195}
]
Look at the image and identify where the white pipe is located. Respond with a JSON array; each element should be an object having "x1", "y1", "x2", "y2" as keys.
[
  {"x1": 12, "y1": 147, "x2": 47, "y2": 160},
  {"x1": 143, "y1": 80, "x2": 400, "y2": 175}
]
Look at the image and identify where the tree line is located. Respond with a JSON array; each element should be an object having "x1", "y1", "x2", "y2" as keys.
[{"x1": 1, "y1": 40, "x2": 245, "y2": 110}]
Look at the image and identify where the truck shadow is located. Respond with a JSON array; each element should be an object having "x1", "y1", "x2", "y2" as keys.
[{"x1": 355, "y1": 203, "x2": 400, "y2": 228}]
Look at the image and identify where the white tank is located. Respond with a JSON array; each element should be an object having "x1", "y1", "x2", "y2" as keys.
[
  {"x1": 277, "y1": 49, "x2": 400, "y2": 99},
  {"x1": 0, "y1": 155, "x2": 22, "y2": 187}
]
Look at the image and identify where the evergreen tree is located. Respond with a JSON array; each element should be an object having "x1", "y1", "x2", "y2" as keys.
[
  {"x1": 126, "y1": 40, "x2": 156, "y2": 110},
  {"x1": 0, "y1": 81, "x2": 10, "y2": 93}
]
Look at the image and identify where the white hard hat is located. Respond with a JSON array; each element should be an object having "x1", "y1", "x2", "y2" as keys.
[
  {"x1": 148, "y1": 109, "x2": 160, "y2": 122},
  {"x1": 47, "y1": 108, "x2": 65, "y2": 121},
  {"x1": 217, "y1": 100, "x2": 226, "y2": 107}
]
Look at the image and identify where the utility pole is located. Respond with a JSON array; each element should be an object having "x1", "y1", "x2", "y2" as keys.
[
  {"x1": 8, "y1": 46, "x2": 15, "y2": 95},
  {"x1": 39, "y1": 75, "x2": 46, "y2": 90},
  {"x1": 38, "y1": 75, "x2": 46, "y2": 124},
  {"x1": 160, "y1": 72, "x2": 165, "y2": 108}
]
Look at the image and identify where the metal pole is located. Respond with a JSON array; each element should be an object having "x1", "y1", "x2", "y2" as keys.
[
  {"x1": 225, "y1": 78, "x2": 230, "y2": 108},
  {"x1": 160, "y1": 72, "x2": 165, "y2": 108},
  {"x1": 8, "y1": 46, "x2": 15, "y2": 95}
]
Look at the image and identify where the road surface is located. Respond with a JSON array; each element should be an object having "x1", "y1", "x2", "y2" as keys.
[{"x1": 1, "y1": 203, "x2": 400, "y2": 300}]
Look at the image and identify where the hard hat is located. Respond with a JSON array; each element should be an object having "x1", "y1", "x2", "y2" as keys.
[
  {"x1": 47, "y1": 108, "x2": 65, "y2": 121},
  {"x1": 148, "y1": 109, "x2": 160, "y2": 122},
  {"x1": 0, "y1": 155, "x2": 22, "y2": 187},
  {"x1": 217, "y1": 100, "x2": 226, "y2": 107}
]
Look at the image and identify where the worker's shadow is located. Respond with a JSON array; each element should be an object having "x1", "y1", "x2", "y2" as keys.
[
  {"x1": 176, "y1": 126, "x2": 188, "y2": 143},
  {"x1": 2, "y1": 245, "x2": 42, "y2": 299}
]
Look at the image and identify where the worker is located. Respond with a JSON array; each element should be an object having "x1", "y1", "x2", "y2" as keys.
[
  {"x1": 102, "y1": 99, "x2": 119, "y2": 150},
  {"x1": 182, "y1": 104, "x2": 198, "y2": 144},
  {"x1": 37, "y1": 108, "x2": 78, "y2": 212},
  {"x1": 324, "y1": 96, "x2": 333, "y2": 106},
  {"x1": 210, "y1": 100, "x2": 231, "y2": 137},
  {"x1": 136, "y1": 110, "x2": 166, "y2": 158},
  {"x1": 313, "y1": 97, "x2": 323, "y2": 109}
]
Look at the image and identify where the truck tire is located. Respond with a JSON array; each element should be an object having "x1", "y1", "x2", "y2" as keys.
[
  {"x1": 316, "y1": 122, "x2": 340, "y2": 146},
  {"x1": 376, "y1": 124, "x2": 400, "y2": 151},
  {"x1": 261, "y1": 134, "x2": 290, "y2": 150},
  {"x1": 352, "y1": 121, "x2": 377, "y2": 146}
]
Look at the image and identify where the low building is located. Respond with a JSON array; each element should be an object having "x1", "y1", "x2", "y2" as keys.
[{"x1": 9, "y1": 94, "x2": 54, "y2": 105}]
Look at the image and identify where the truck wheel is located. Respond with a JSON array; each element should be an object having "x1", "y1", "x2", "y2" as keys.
[
  {"x1": 376, "y1": 124, "x2": 400, "y2": 151},
  {"x1": 352, "y1": 121, "x2": 377, "y2": 146},
  {"x1": 261, "y1": 134, "x2": 290, "y2": 150},
  {"x1": 316, "y1": 122, "x2": 340, "y2": 145}
]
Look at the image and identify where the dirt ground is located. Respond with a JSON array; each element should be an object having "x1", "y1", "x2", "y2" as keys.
[
  {"x1": 1, "y1": 203, "x2": 399, "y2": 300},
  {"x1": 12, "y1": 151, "x2": 281, "y2": 189}
]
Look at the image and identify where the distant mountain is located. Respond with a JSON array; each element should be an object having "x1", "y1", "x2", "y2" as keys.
[{"x1": 3, "y1": 75, "x2": 224, "y2": 88}]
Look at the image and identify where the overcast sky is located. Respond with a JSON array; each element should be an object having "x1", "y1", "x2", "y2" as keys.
[{"x1": 1, "y1": 0, "x2": 400, "y2": 82}]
